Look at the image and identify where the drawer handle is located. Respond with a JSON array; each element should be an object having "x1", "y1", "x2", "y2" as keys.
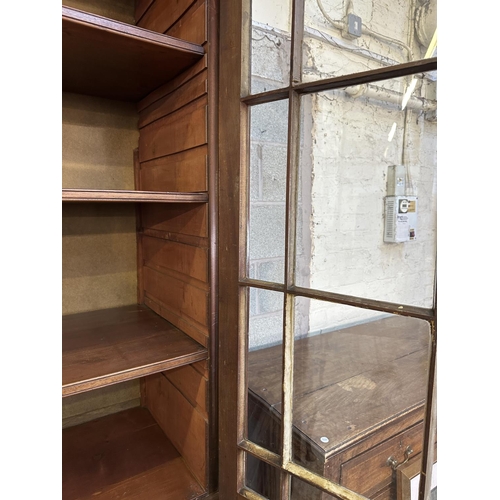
[{"x1": 387, "y1": 445, "x2": 413, "y2": 470}]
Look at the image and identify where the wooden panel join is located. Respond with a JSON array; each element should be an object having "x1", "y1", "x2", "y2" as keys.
[
  {"x1": 62, "y1": 304, "x2": 208, "y2": 396},
  {"x1": 141, "y1": 204, "x2": 208, "y2": 240},
  {"x1": 138, "y1": 96, "x2": 208, "y2": 162},
  {"x1": 142, "y1": 266, "x2": 209, "y2": 328},
  {"x1": 139, "y1": 146, "x2": 208, "y2": 193},
  {"x1": 136, "y1": 0, "x2": 195, "y2": 34},
  {"x1": 135, "y1": 0, "x2": 154, "y2": 23},
  {"x1": 166, "y1": 0, "x2": 207, "y2": 45},
  {"x1": 138, "y1": 70, "x2": 208, "y2": 129},
  {"x1": 164, "y1": 364, "x2": 209, "y2": 419},
  {"x1": 62, "y1": 6, "x2": 204, "y2": 101},
  {"x1": 62, "y1": 406, "x2": 205, "y2": 500},
  {"x1": 142, "y1": 235, "x2": 208, "y2": 284},
  {"x1": 142, "y1": 373, "x2": 208, "y2": 488},
  {"x1": 137, "y1": 55, "x2": 208, "y2": 112}
]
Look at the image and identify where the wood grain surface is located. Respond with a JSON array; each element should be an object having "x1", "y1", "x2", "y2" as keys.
[
  {"x1": 62, "y1": 406, "x2": 205, "y2": 499},
  {"x1": 62, "y1": 304, "x2": 208, "y2": 396},
  {"x1": 62, "y1": 6, "x2": 204, "y2": 101}
]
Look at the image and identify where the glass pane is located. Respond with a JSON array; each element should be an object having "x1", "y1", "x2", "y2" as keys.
[
  {"x1": 291, "y1": 476, "x2": 343, "y2": 500},
  {"x1": 292, "y1": 298, "x2": 431, "y2": 499},
  {"x1": 296, "y1": 73, "x2": 437, "y2": 307},
  {"x1": 248, "y1": 101, "x2": 289, "y2": 284},
  {"x1": 245, "y1": 453, "x2": 281, "y2": 499},
  {"x1": 301, "y1": 0, "x2": 437, "y2": 83},
  {"x1": 250, "y1": 0, "x2": 292, "y2": 94},
  {"x1": 247, "y1": 288, "x2": 284, "y2": 453}
]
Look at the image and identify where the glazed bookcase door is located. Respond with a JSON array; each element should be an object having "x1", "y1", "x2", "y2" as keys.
[{"x1": 219, "y1": 0, "x2": 437, "y2": 499}]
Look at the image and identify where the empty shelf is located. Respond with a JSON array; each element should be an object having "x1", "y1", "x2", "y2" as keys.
[
  {"x1": 62, "y1": 189, "x2": 208, "y2": 203},
  {"x1": 62, "y1": 305, "x2": 208, "y2": 397},
  {"x1": 62, "y1": 407, "x2": 205, "y2": 499},
  {"x1": 62, "y1": 6, "x2": 205, "y2": 101}
]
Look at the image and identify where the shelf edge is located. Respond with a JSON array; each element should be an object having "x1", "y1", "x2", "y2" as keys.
[{"x1": 62, "y1": 349, "x2": 208, "y2": 397}]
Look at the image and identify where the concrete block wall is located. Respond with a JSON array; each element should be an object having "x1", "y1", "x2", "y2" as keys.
[{"x1": 248, "y1": 0, "x2": 437, "y2": 348}]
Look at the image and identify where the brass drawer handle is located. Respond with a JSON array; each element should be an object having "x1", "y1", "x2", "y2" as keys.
[{"x1": 387, "y1": 446, "x2": 413, "y2": 470}]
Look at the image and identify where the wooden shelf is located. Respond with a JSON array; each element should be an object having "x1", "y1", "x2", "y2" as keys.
[
  {"x1": 62, "y1": 406, "x2": 205, "y2": 500},
  {"x1": 62, "y1": 6, "x2": 205, "y2": 101},
  {"x1": 62, "y1": 189, "x2": 208, "y2": 203},
  {"x1": 62, "y1": 305, "x2": 208, "y2": 397}
]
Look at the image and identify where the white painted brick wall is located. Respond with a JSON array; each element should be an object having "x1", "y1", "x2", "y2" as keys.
[{"x1": 249, "y1": 0, "x2": 437, "y2": 347}]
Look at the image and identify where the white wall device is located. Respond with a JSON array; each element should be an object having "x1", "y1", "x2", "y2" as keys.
[{"x1": 384, "y1": 195, "x2": 418, "y2": 243}]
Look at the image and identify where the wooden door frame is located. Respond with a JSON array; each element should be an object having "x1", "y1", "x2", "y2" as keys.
[{"x1": 217, "y1": 2, "x2": 437, "y2": 498}]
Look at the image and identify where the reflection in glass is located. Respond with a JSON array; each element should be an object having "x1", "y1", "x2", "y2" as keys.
[
  {"x1": 292, "y1": 299, "x2": 431, "y2": 499},
  {"x1": 248, "y1": 101, "x2": 289, "y2": 284},
  {"x1": 247, "y1": 288, "x2": 284, "y2": 455},
  {"x1": 302, "y1": 0, "x2": 437, "y2": 83},
  {"x1": 245, "y1": 453, "x2": 281, "y2": 499},
  {"x1": 250, "y1": 0, "x2": 292, "y2": 94},
  {"x1": 291, "y1": 475, "x2": 343, "y2": 500},
  {"x1": 296, "y1": 75, "x2": 437, "y2": 308}
]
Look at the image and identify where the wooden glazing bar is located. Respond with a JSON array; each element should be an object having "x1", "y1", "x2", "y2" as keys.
[
  {"x1": 280, "y1": 0, "x2": 304, "y2": 480},
  {"x1": 239, "y1": 279, "x2": 435, "y2": 320},
  {"x1": 291, "y1": 285, "x2": 436, "y2": 321},
  {"x1": 293, "y1": 58, "x2": 437, "y2": 95},
  {"x1": 418, "y1": 320, "x2": 437, "y2": 500},
  {"x1": 242, "y1": 58, "x2": 437, "y2": 105},
  {"x1": 62, "y1": 189, "x2": 208, "y2": 203},
  {"x1": 239, "y1": 438, "x2": 282, "y2": 469},
  {"x1": 283, "y1": 461, "x2": 370, "y2": 500},
  {"x1": 240, "y1": 487, "x2": 269, "y2": 500}
]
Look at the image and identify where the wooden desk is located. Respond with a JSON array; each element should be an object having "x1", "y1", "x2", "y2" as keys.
[{"x1": 247, "y1": 316, "x2": 433, "y2": 499}]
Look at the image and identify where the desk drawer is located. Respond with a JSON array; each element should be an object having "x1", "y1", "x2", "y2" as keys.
[{"x1": 340, "y1": 422, "x2": 424, "y2": 498}]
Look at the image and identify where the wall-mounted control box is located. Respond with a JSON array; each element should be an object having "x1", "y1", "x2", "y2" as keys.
[{"x1": 384, "y1": 195, "x2": 418, "y2": 243}]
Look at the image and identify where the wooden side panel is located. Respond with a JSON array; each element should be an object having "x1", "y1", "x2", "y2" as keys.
[
  {"x1": 139, "y1": 70, "x2": 207, "y2": 129},
  {"x1": 166, "y1": 0, "x2": 207, "y2": 45},
  {"x1": 140, "y1": 146, "x2": 208, "y2": 192},
  {"x1": 142, "y1": 373, "x2": 208, "y2": 488},
  {"x1": 164, "y1": 364, "x2": 208, "y2": 419},
  {"x1": 141, "y1": 203, "x2": 208, "y2": 239},
  {"x1": 143, "y1": 266, "x2": 209, "y2": 328},
  {"x1": 138, "y1": 95, "x2": 207, "y2": 163},
  {"x1": 142, "y1": 235, "x2": 208, "y2": 284},
  {"x1": 136, "y1": 0, "x2": 194, "y2": 33},
  {"x1": 134, "y1": 1, "x2": 212, "y2": 491},
  {"x1": 135, "y1": 0, "x2": 154, "y2": 23}
]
